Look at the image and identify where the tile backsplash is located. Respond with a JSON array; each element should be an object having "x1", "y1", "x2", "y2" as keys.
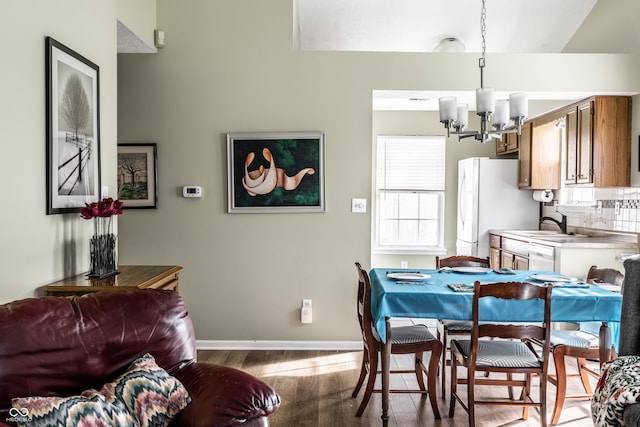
[{"x1": 542, "y1": 187, "x2": 640, "y2": 233}]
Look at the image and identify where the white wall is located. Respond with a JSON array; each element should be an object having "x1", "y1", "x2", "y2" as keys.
[
  {"x1": 0, "y1": 1, "x2": 155, "y2": 303},
  {"x1": 116, "y1": 0, "x2": 640, "y2": 342}
]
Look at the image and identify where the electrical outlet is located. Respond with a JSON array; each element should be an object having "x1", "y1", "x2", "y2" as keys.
[
  {"x1": 615, "y1": 201, "x2": 621, "y2": 215},
  {"x1": 301, "y1": 299, "x2": 312, "y2": 324},
  {"x1": 597, "y1": 200, "x2": 603, "y2": 214}
]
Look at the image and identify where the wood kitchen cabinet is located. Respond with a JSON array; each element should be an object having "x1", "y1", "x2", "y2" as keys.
[
  {"x1": 496, "y1": 129, "x2": 518, "y2": 155},
  {"x1": 519, "y1": 115, "x2": 560, "y2": 190},
  {"x1": 489, "y1": 234, "x2": 530, "y2": 269},
  {"x1": 489, "y1": 234, "x2": 501, "y2": 268},
  {"x1": 492, "y1": 234, "x2": 530, "y2": 270},
  {"x1": 564, "y1": 96, "x2": 631, "y2": 187},
  {"x1": 517, "y1": 123, "x2": 532, "y2": 188}
]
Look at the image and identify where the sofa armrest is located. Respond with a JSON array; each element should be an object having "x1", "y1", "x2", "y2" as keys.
[{"x1": 170, "y1": 362, "x2": 280, "y2": 427}]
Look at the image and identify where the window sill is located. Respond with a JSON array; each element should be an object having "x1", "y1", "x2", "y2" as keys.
[{"x1": 373, "y1": 247, "x2": 447, "y2": 256}]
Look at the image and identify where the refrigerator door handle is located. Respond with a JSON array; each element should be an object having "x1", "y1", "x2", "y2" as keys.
[{"x1": 458, "y1": 168, "x2": 467, "y2": 231}]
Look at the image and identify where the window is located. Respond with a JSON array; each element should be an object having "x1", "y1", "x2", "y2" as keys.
[{"x1": 375, "y1": 135, "x2": 445, "y2": 253}]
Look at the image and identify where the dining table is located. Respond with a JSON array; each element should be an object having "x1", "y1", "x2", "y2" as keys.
[{"x1": 369, "y1": 267, "x2": 623, "y2": 425}]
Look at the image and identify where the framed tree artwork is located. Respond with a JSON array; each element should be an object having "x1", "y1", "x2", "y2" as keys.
[
  {"x1": 46, "y1": 37, "x2": 101, "y2": 215},
  {"x1": 117, "y1": 143, "x2": 158, "y2": 209},
  {"x1": 227, "y1": 132, "x2": 325, "y2": 213}
]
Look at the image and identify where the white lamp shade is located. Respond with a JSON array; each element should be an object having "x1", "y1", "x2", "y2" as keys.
[
  {"x1": 476, "y1": 88, "x2": 495, "y2": 114},
  {"x1": 509, "y1": 92, "x2": 528, "y2": 119},
  {"x1": 439, "y1": 96, "x2": 457, "y2": 122},
  {"x1": 456, "y1": 104, "x2": 468, "y2": 127},
  {"x1": 494, "y1": 100, "x2": 509, "y2": 126}
]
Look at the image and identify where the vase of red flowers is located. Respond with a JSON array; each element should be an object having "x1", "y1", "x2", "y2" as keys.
[{"x1": 81, "y1": 197, "x2": 123, "y2": 278}]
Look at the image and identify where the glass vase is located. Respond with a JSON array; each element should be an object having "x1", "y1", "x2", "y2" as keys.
[{"x1": 88, "y1": 232, "x2": 119, "y2": 278}]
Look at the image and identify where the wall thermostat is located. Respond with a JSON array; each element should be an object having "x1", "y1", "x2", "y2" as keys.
[{"x1": 182, "y1": 186, "x2": 202, "y2": 198}]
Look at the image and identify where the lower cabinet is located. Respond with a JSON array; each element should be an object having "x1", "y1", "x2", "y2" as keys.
[{"x1": 490, "y1": 233, "x2": 530, "y2": 270}]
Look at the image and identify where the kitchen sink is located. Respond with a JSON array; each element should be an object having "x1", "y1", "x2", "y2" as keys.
[
  {"x1": 533, "y1": 235, "x2": 590, "y2": 243},
  {"x1": 504, "y1": 230, "x2": 563, "y2": 237},
  {"x1": 504, "y1": 230, "x2": 590, "y2": 239}
]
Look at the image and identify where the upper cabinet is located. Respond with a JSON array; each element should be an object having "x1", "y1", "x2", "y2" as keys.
[
  {"x1": 496, "y1": 130, "x2": 518, "y2": 155},
  {"x1": 518, "y1": 115, "x2": 561, "y2": 190},
  {"x1": 507, "y1": 95, "x2": 632, "y2": 189},
  {"x1": 564, "y1": 96, "x2": 631, "y2": 187}
]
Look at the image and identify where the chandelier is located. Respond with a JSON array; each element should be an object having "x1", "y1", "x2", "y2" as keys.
[{"x1": 438, "y1": 0, "x2": 528, "y2": 143}]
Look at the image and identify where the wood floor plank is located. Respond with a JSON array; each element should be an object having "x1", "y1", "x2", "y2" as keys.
[{"x1": 196, "y1": 349, "x2": 598, "y2": 426}]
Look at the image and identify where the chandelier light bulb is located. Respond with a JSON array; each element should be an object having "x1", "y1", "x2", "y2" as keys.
[
  {"x1": 509, "y1": 92, "x2": 528, "y2": 119},
  {"x1": 439, "y1": 96, "x2": 458, "y2": 122},
  {"x1": 493, "y1": 100, "x2": 509, "y2": 127},
  {"x1": 456, "y1": 104, "x2": 469, "y2": 128},
  {"x1": 476, "y1": 88, "x2": 495, "y2": 114}
]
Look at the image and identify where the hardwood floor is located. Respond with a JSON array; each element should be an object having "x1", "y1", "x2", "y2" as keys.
[{"x1": 197, "y1": 348, "x2": 599, "y2": 427}]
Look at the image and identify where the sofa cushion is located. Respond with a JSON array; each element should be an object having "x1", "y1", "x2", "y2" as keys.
[
  {"x1": 0, "y1": 290, "x2": 196, "y2": 411},
  {"x1": 12, "y1": 353, "x2": 190, "y2": 427}
]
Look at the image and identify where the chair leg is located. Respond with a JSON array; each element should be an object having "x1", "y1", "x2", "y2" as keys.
[
  {"x1": 522, "y1": 373, "x2": 531, "y2": 420},
  {"x1": 351, "y1": 348, "x2": 369, "y2": 398},
  {"x1": 541, "y1": 370, "x2": 548, "y2": 427},
  {"x1": 550, "y1": 348, "x2": 568, "y2": 426},
  {"x1": 467, "y1": 366, "x2": 476, "y2": 427},
  {"x1": 448, "y1": 349, "x2": 457, "y2": 418},
  {"x1": 577, "y1": 357, "x2": 593, "y2": 394},
  {"x1": 438, "y1": 327, "x2": 448, "y2": 400},
  {"x1": 426, "y1": 344, "x2": 442, "y2": 419},
  {"x1": 356, "y1": 349, "x2": 378, "y2": 417},
  {"x1": 414, "y1": 352, "x2": 427, "y2": 392}
]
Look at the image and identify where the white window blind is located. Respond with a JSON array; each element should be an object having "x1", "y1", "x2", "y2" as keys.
[
  {"x1": 376, "y1": 136, "x2": 445, "y2": 191},
  {"x1": 375, "y1": 135, "x2": 446, "y2": 252}
]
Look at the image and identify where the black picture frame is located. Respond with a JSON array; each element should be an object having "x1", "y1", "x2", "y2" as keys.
[
  {"x1": 46, "y1": 37, "x2": 101, "y2": 215},
  {"x1": 226, "y1": 132, "x2": 325, "y2": 213},
  {"x1": 117, "y1": 143, "x2": 158, "y2": 209}
]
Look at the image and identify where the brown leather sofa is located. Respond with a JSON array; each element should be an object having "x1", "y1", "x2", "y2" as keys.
[{"x1": 0, "y1": 289, "x2": 280, "y2": 426}]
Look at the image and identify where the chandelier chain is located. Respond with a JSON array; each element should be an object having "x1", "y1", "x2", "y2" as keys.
[
  {"x1": 480, "y1": 0, "x2": 487, "y2": 59},
  {"x1": 479, "y1": 0, "x2": 487, "y2": 88}
]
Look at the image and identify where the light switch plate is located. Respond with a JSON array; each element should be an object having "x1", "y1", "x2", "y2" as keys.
[{"x1": 351, "y1": 198, "x2": 367, "y2": 213}]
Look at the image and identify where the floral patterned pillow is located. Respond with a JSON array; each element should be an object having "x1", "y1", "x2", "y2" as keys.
[
  {"x1": 592, "y1": 355, "x2": 640, "y2": 427},
  {"x1": 11, "y1": 353, "x2": 191, "y2": 427}
]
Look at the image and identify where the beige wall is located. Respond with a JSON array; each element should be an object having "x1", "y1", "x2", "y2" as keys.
[
  {"x1": 116, "y1": 0, "x2": 640, "y2": 342},
  {"x1": 0, "y1": 1, "x2": 155, "y2": 304}
]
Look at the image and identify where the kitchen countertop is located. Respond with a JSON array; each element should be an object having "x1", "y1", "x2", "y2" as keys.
[{"x1": 490, "y1": 228, "x2": 640, "y2": 249}]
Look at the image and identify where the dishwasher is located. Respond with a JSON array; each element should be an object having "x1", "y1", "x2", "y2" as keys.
[{"x1": 528, "y1": 242, "x2": 555, "y2": 271}]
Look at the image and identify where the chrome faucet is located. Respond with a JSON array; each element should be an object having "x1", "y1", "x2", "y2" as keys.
[{"x1": 539, "y1": 214, "x2": 567, "y2": 234}]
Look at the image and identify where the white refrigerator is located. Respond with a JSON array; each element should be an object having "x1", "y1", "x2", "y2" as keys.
[{"x1": 456, "y1": 157, "x2": 539, "y2": 257}]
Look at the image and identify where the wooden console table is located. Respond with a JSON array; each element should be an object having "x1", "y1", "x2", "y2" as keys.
[{"x1": 43, "y1": 265, "x2": 183, "y2": 296}]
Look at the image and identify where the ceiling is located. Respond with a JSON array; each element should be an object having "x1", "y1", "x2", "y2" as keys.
[
  {"x1": 296, "y1": 0, "x2": 598, "y2": 54},
  {"x1": 296, "y1": 0, "x2": 639, "y2": 111}
]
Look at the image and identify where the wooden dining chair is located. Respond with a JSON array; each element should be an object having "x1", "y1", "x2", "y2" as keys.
[
  {"x1": 435, "y1": 255, "x2": 490, "y2": 397},
  {"x1": 541, "y1": 265, "x2": 623, "y2": 425},
  {"x1": 352, "y1": 262, "x2": 442, "y2": 419},
  {"x1": 449, "y1": 281, "x2": 553, "y2": 427}
]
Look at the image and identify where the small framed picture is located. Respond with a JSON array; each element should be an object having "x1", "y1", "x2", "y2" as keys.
[
  {"x1": 227, "y1": 132, "x2": 325, "y2": 213},
  {"x1": 117, "y1": 143, "x2": 158, "y2": 209},
  {"x1": 46, "y1": 37, "x2": 101, "y2": 214}
]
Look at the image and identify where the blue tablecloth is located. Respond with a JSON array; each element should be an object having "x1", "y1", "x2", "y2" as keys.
[{"x1": 370, "y1": 268, "x2": 622, "y2": 344}]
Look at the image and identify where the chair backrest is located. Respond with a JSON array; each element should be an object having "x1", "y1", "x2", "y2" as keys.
[
  {"x1": 470, "y1": 281, "x2": 552, "y2": 366},
  {"x1": 355, "y1": 262, "x2": 379, "y2": 352},
  {"x1": 587, "y1": 265, "x2": 624, "y2": 286},
  {"x1": 436, "y1": 255, "x2": 490, "y2": 269},
  {"x1": 619, "y1": 255, "x2": 640, "y2": 355}
]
